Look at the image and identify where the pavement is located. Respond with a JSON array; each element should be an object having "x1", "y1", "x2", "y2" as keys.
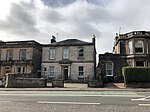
[{"x1": 0, "y1": 83, "x2": 150, "y2": 92}]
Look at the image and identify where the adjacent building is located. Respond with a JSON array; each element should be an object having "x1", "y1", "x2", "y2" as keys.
[
  {"x1": 98, "y1": 31, "x2": 150, "y2": 82},
  {"x1": 0, "y1": 40, "x2": 42, "y2": 79},
  {"x1": 42, "y1": 36, "x2": 96, "y2": 82}
]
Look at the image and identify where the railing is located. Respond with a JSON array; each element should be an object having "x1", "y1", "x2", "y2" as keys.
[
  {"x1": 0, "y1": 60, "x2": 33, "y2": 65},
  {"x1": 127, "y1": 31, "x2": 149, "y2": 37},
  {"x1": 41, "y1": 72, "x2": 94, "y2": 81}
]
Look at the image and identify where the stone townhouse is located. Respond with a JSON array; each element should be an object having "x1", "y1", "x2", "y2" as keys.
[
  {"x1": 98, "y1": 31, "x2": 150, "y2": 82},
  {"x1": 42, "y1": 36, "x2": 96, "y2": 82},
  {"x1": 0, "y1": 40, "x2": 42, "y2": 79}
]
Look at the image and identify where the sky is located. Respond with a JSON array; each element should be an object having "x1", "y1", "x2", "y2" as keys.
[{"x1": 0, "y1": 0, "x2": 150, "y2": 54}]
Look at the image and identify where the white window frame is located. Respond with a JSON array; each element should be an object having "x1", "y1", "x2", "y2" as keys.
[
  {"x1": 63, "y1": 48, "x2": 69, "y2": 59},
  {"x1": 147, "y1": 41, "x2": 149, "y2": 54},
  {"x1": 128, "y1": 41, "x2": 133, "y2": 54},
  {"x1": 127, "y1": 60, "x2": 133, "y2": 67},
  {"x1": 78, "y1": 47, "x2": 84, "y2": 58},
  {"x1": 135, "y1": 61, "x2": 144, "y2": 67},
  {"x1": 0, "y1": 50, "x2": 1, "y2": 60},
  {"x1": 6, "y1": 50, "x2": 13, "y2": 61},
  {"x1": 19, "y1": 49, "x2": 26, "y2": 60},
  {"x1": 78, "y1": 66, "x2": 84, "y2": 77},
  {"x1": 49, "y1": 66, "x2": 55, "y2": 77},
  {"x1": 135, "y1": 40, "x2": 144, "y2": 54},
  {"x1": 105, "y1": 61, "x2": 113, "y2": 76},
  {"x1": 49, "y1": 48, "x2": 56, "y2": 60}
]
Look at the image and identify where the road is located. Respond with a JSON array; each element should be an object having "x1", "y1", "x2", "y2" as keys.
[{"x1": 0, "y1": 91, "x2": 150, "y2": 112}]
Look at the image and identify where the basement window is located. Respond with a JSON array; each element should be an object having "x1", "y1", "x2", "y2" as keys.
[{"x1": 136, "y1": 61, "x2": 144, "y2": 67}]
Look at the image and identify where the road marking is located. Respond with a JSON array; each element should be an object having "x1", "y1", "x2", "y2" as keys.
[
  {"x1": 0, "y1": 101, "x2": 12, "y2": 103},
  {"x1": 131, "y1": 98, "x2": 146, "y2": 101},
  {"x1": 131, "y1": 96, "x2": 150, "y2": 101},
  {"x1": 37, "y1": 101, "x2": 100, "y2": 105},
  {"x1": 139, "y1": 104, "x2": 150, "y2": 106}
]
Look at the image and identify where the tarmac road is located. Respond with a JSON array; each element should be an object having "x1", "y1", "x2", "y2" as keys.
[{"x1": 0, "y1": 91, "x2": 149, "y2": 112}]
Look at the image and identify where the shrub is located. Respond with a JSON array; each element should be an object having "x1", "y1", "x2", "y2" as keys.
[{"x1": 122, "y1": 67, "x2": 150, "y2": 84}]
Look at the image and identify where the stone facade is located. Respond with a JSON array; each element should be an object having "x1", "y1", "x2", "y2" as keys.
[
  {"x1": 42, "y1": 37, "x2": 96, "y2": 82},
  {"x1": 98, "y1": 31, "x2": 150, "y2": 82},
  {"x1": 0, "y1": 41, "x2": 42, "y2": 79}
]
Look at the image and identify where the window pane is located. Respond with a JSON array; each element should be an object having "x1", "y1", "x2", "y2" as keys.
[
  {"x1": 78, "y1": 66, "x2": 84, "y2": 76},
  {"x1": 105, "y1": 62, "x2": 113, "y2": 76},
  {"x1": 7, "y1": 50, "x2": 13, "y2": 60},
  {"x1": 78, "y1": 48, "x2": 84, "y2": 58},
  {"x1": 135, "y1": 40, "x2": 143, "y2": 53},
  {"x1": 22, "y1": 67, "x2": 25, "y2": 73},
  {"x1": 135, "y1": 40, "x2": 143, "y2": 47},
  {"x1": 128, "y1": 41, "x2": 133, "y2": 54},
  {"x1": 0, "y1": 50, "x2": 1, "y2": 60},
  {"x1": 50, "y1": 48, "x2": 56, "y2": 59},
  {"x1": 106, "y1": 62, "x2": 112, "y2": 70},
  {"x1": 49, "y1": 66, "x2": 54, "y2": 77},
  {"x1": 136, "y1": 61, "x2": 144, "y2": 67},
  {"x1": 106, "y1": 70, "x2": 112, "y2": 75},
  {"x1": 17, "y1": 67, "x2": 21, "y2": 73},
  {"x1": 128, "y1": 60, "x2": 133, "y2": 67},
  {"x1": 135, "y1": 48, "x2": 143, "y2": 53},
  {"x1": 19, "y1": 49, "x2": 26, "y2": 60},
  {"x1": 63, "y1": 48, "x2": 69, "y2": 59}
]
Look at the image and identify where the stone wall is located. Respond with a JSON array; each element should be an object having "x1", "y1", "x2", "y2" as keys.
[{"x1": 5, "y1": 73, "x2": 46, "y2": 88}]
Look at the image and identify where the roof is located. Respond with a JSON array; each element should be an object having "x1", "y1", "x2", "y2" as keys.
[
  {"x1": 0, "y1": 40, "x2": 42, "y2": 50},
  {"x1": 43, "y1": 39, "x2": 94, "y2": 46}
]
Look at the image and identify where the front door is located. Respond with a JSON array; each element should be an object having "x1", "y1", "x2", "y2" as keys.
[{"x1": 63, "y1": 66, "x2": 68, "y2": 80}]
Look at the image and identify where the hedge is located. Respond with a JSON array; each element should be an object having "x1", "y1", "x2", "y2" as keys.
[{"x1": 122, "y1": 67, "x2": 150, "y2": 83}]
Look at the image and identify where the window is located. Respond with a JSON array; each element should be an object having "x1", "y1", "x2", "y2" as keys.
[
  {"x1": 19, "y1": 49, "x2": 26, "y2": 60},
  {"x1": 22, "y1": 67, "x2": 25, "y2": 73},
  {"x1": 49, "y1": 48, "x2": 56, "y2": 60},
  {"x1": 63, "y1": 48, "x2": 69, "y2": 59},
  {"x1": 105, "y1": 62, "x2": 113, "y2": 76},
  {"x1": 135, "y1": 40, "x2": 144, "y2": 54},
  {"x1": 147, "y1": 41, "x2": 149, "y2": 54},
  {"x1": 78, "y1": 47, "x2": 84, "y2": 58},
  {"x1": 78, "y1": 66, "x2": 84, "y2": 77},
  {"x1": 49, "y1": 66, "x2": 54, "y2": 77},
  {"x1": 6, "y1": 50, "x2": 13, "y2": 61},
  {"x1": 0, "y1": 50, "x2": 1, "y2": 60},
  {"x1": 127, "y1": 60, "x2": 133, "y2": 67},
  {"x1": 136, "y1": 61, "x2": 144, "y2": 67},
  {"x1": 17, "y1": 67, "x2": 21, "y2": 74},
  {"x1": 128, "y1": 41, "x2": 133, "y2": 54}
]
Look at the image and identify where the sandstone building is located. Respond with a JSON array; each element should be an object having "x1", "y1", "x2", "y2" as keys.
[
  {"x1": 98, "y1": 31, "x2": 150, "y2": 82},
  {"x1": 0, "y1": 40, "x2": 42, "y2": 79},
  {"x1": 42, "y1": 36, "x2": 96, "y2": 82}
]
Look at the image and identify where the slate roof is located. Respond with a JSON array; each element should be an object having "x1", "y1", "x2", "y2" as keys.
[{"x1": 43, "y1": 39, "x2": 93, "y2": 46}]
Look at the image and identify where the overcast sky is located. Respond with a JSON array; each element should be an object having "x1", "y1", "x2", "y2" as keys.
[{"x1": 0, "y1": 0, "x2": 150, "y2": 54}]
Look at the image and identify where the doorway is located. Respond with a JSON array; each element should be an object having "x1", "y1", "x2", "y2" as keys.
[
  {"x1": 5, "y1": 66, "x2": 11, "y2": 74},
  {"x1": 63, "y1": 66, "x2": 68, "y2": 80}
]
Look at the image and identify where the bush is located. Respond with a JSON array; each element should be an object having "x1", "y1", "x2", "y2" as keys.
[{"x1": 122, "y1": 67, "x2": 150, "y2": 84}]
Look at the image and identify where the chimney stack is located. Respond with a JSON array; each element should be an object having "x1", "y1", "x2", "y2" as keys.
[
  {"x1": 51, "y1": 35, "x2": 56, "y2": 43},
  {"x1": 92, "y1": 35, "x2": 96, "y2": 45}
]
